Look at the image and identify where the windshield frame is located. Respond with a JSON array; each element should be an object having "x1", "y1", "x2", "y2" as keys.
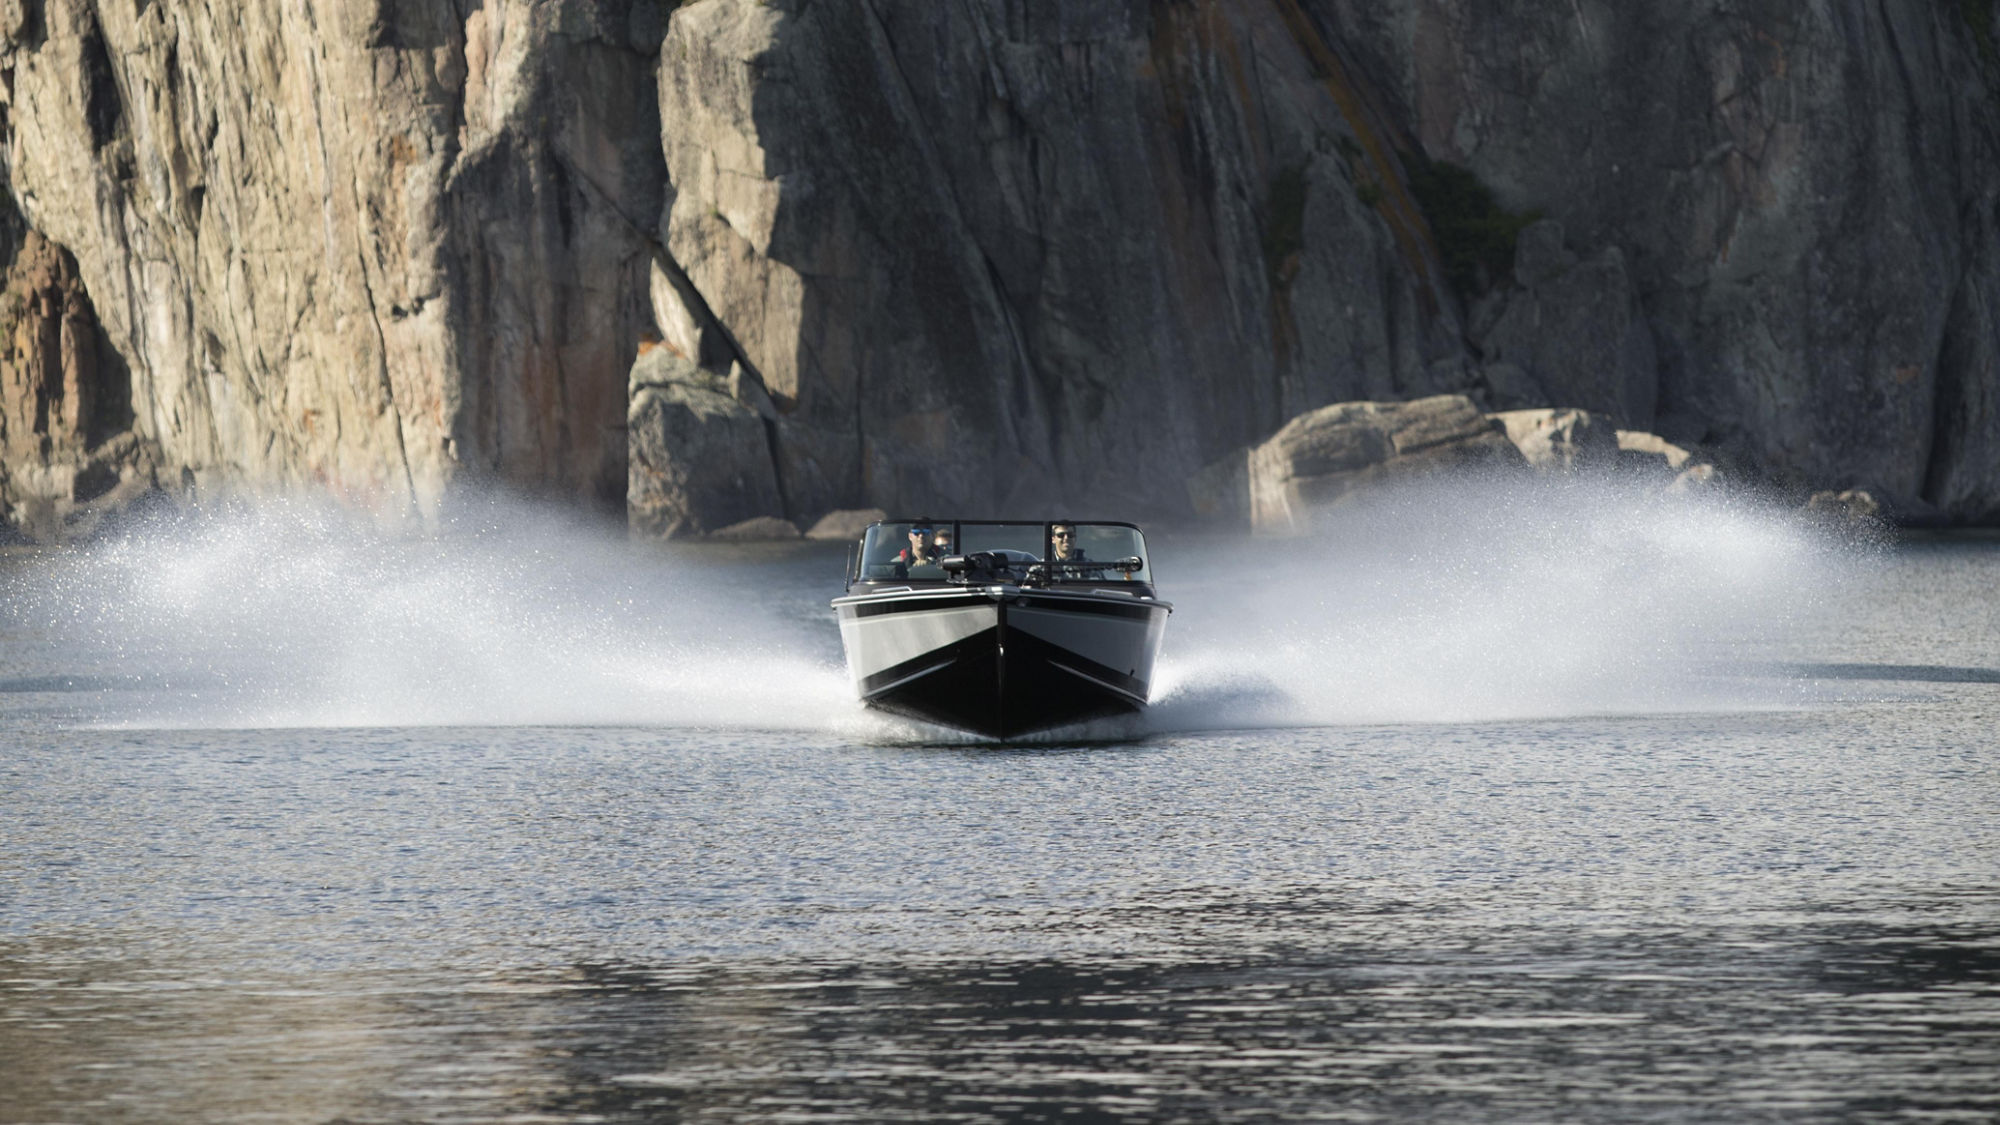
[{"x1": 847, "y1": 520, "x2": 1154, "y2": 590}]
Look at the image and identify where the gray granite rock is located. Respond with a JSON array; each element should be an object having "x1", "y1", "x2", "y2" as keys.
[
  {"x1": 1248, "y1": 395, "x2": 1524, "y2": 533},
  {"x1": 0, "y1": 0, "x2": 1994, "y2": 530},
  {"x1": 627, "y1": 348, "x2": 783, "y2": 540},
  {"x1": 1475, "y1": 222, "x2": 1658, "y2": 427},
  {"x1": 1315, "y1": 0, "x2": 2000, "y2": 519}
]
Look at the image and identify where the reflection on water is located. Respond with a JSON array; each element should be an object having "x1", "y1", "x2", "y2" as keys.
[{"x1": 6, "y1": 900, "x2": 1998, "y2": 1124}]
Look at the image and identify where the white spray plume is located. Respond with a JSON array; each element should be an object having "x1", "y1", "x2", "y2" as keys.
[
  {"x1": 5, "y1": 477, "x2": 1860, "y2": 734},
  {"x1": 1145, "y1": 475, "x2": 1859, "y2": 728},
  {"x1": 9, "y1": 495, "x2": 858, "y2": 730}
]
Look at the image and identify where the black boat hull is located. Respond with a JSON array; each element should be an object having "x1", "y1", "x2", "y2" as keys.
[{"x1": 833, "y1": 587, "x2": 1170, "y2": 738}]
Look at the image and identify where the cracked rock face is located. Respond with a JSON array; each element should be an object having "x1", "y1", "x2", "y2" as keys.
[
  {"x1": 1319, "y1": 0, "x2": 2000, "y2": 517},
  {"x1": 1, "y1": 0, "x2": 663, "y2": 524},
  {"x1": 1, "y1": 0, "x2": 1997, "y2": 532},
  {"x1": 648, "y1": 0, "x2": 2000, "y2": 524},
  {"x1": 652, "y1": 0, "x2": 1465, "y2": 525}
]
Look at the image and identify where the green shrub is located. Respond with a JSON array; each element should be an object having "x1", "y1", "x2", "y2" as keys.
[
  {"x1": 1961, "y1": 0, "x2": 1998, "y2": 68},
  {"x1": 1262, "y1": 164, "x2": 1309, "y2": 288},
  {"x1": 1404, "y1": 156, "x2": 1541, "y2": 297}
]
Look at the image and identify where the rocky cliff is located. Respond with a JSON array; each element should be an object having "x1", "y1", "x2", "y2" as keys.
[{"x1": 2, "y1": 0, "x2": 1996, "y2": 537}]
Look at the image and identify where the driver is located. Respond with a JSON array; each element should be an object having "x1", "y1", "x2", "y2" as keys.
[
  {"x1": 893, "y1": 524, "x2": 938, "y2": 577},
  {"x1": 1051, "y1": 522, "x2": 1106, "y2": 579},
  {"x1": 1051, "y1": 523, "x2": 1085, "y2": 563}
]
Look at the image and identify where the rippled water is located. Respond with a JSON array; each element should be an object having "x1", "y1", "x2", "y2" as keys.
[{"x1": 2, "y1": 491, "x2": 1996, "y2": 1122}]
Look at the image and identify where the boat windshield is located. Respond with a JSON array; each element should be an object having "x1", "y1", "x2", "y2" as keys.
[
  {"x1": 852, "y1": 521, "x2": 1152, "y2": 585},
  {"x1": 857, "y1": 521, "x2": 958, "y2": 581}
]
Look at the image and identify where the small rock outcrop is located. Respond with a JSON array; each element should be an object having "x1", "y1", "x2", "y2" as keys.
[
  {"x1": 1247, "y1": 395, "x2": 1524, "y2": 533},
  {"x1": 626, "y1": 348, "x2": 785, "y2": 540},
  {"x1": 1491, "y1": 408, "x2": 1619, "y2": 472},
  {"x1": 1805, "y1": 488, "x2": 1885, "y2": 526},
  {"x1": 1194, "y1": 398, "x2": 1751, "y2": 533},
  {"x1": 1615, "y1": 430, "x2": 1700, "y2": 475}
]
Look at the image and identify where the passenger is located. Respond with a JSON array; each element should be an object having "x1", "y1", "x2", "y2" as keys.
[{"x1": 931, "y1": 526, "x2": 956, "y2": 558}]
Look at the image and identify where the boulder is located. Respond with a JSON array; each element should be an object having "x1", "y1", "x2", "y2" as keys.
[
  {"x1": 1491, "y1": 408, "x2": 1619, "y2": 472},
  {"x1": 1667, "y1": 463, "x2": 1723, "y2": 493},
  {"x1": 627, "y1": 348, "x2": 785, "y2": 540},
  {"x1": 1248, "y1": 395, "x2": 1525, "y2": 534},
  {"x1": 1616, "y1": 430, "x2": 1699, "y2": 475},
  {"x1": 1805, "y1": 489, "x2": 1883, "y2": 523},
  {"x1": 805, "y1": 508, "x2": 887, "y2": 541}
]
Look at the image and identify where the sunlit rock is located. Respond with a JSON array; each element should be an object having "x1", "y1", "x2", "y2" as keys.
[
  {"x1": 1248, "y1": 395, "x2": 1524, "y2": 534},
  {"x1": 1, "y1": 0, "x2": 1996, "y2": 526},
  {"x1": 1492, "y1": 408, "x2": 1618, "y2": 472},
  {"x1": 1615, "y1": 430, "x2": 1699, "y2": 476},
  {"x1": 1667, "y1": 463, "x2": 1723, "y2": 493}
]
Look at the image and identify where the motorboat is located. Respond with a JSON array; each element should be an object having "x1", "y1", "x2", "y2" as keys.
[{"x1": 832, "y1": 519, "x2": 1172, "y2": 738}]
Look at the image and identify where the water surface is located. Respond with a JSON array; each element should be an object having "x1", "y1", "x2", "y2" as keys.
[{"x1": 3, "y1": 494, "x2": 1996, "y2": 1122}]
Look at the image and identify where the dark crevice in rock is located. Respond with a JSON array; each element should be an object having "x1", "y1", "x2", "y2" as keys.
[
  {"x1": 79, "y1": 15, "x2": 123, "y2": 151},
  {"x1": 1921, "y1": 268, "x2": 1982, "y2": 515},
  {"x1": 547, "y1": 151, "x2": 576, "y2": 246},
  {"x1": 365, "y1": 0, "x2": 455, "y2": 50},
  {"x1": 1404, "y1": 157, "x2": 1542, "y2": 300},
  {"x1": 1262, "y1": 161, "x2": 1308, "y2": 368},
  {"x1": 978, "y1": 246, "x2": 1054, "y2": 480},
  {"x1": 3, "y1": 0, "x2": 45, "y2": 49},
  {"x1": 0, "y1": 198, "x2": 156, "y2": 541}
]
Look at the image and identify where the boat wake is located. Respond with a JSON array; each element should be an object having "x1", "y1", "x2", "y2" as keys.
[
  {"x1": 1, "y1": 477, "x2": 1863, "y2": 735},
  {"x1": 4, "y1": 497, "x2": 860, "y2": 732},
  {"x1": 1143, "y1": 476, "x2": 1861, "y2": 730}
]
